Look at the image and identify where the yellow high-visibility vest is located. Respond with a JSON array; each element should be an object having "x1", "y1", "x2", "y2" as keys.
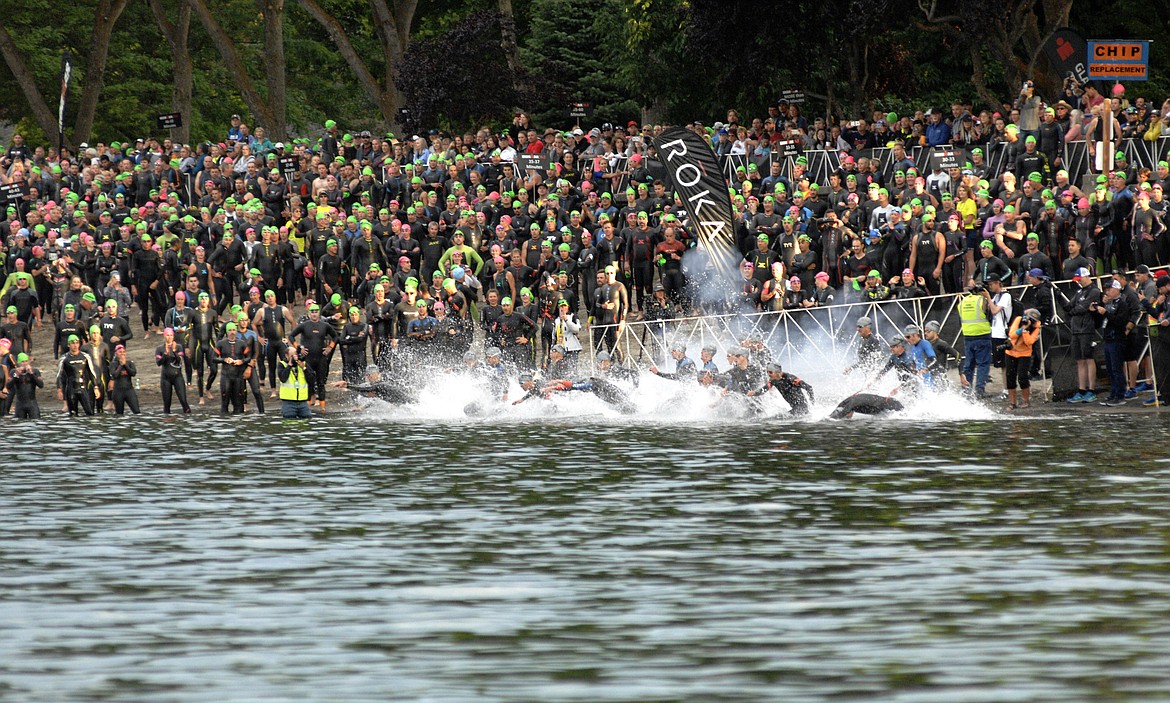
[
  {"x1": 959, "y1": 294, "x2": 991, "y2": 336},
  {"x1": 279, "y1": 363, "x2": 309, "y2": 401}
]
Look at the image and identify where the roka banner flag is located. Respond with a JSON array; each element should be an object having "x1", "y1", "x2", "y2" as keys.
[{"x1": 652, "y1": 127, "x2": 740, "y2": 283}]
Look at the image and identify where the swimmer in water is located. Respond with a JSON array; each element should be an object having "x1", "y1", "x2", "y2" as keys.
[{"x1": 828, "y1": 393, "x2": 905, "y2": 419}]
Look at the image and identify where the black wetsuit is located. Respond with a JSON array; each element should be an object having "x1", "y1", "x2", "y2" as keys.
[
  {"x1": 6, "y1": 365, "x2": 43, "y2": 419},
  {"x1": 54, "y1": 317, "x2": 86, "y2": 359},
  {"x1": 829, "y1": 393, "x2": 905, "y2": 419},
  {"x1": 109, "y1": 357, "x2": 141, "y2": 414},
  {"x1": 190, "y1": 307, "x2": 219, "y2": 396},
  {"x1": 653, "y1": 356, "x2": 696, "y2": 381},
  {"x1": 56, "y1": 351, "x2": 99, "y2": 416},
  {"x1": 349, "y1": 379, "x2": 414, "y2": 404},
  {"x1": 257, "y1": 303, "x2": 291, "y2": 388},
  {"x1": 165, "y1": 305, "x2": 195, "y2": 383},
  {"x1": 156, "y1": 341, "x2": 191, "y2": 414},
  {"x1": 97, "y1": 314, "x2": 133, "y2": 350},
  {"x1": 290, "y1": 319, "x2": 338, "y2": 400},
  {"x1": 338, "y1": 321, "x2": 369, "y2": 384},
  {"x1": 552, "y1": 377, "x2": 637, "y2": 414},
  {"x1": 214, "y1": 335, "x2": 252, "y2": 414},
  {"x1": 765, "y1": 372, "x2": 815, "y2": 415},
  {"x1": 726, "y1": 364, "x2": 765, "y2": 395}
]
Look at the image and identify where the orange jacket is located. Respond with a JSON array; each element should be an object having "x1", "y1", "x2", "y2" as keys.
[{"x1": 1006, "y1": 316, "x2": 1040, "y2": 357}]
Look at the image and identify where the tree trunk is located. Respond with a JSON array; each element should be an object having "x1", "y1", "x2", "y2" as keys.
[
  {"x1": 259, "y1": 0, "x2": 287, "y2": 140},
  {"x1": 298, "y1": 0, "x2": 412, "y2": 129},
  {"x1": 297, "y1": 0, "x2": 396, "y2": 124},
  {"x1": 149, "y1": 0, "x2": 193, "y2": 144},
  {"x1": 73, "y1": 0, "x2": 131, "y2": 145},
  {"x1": 371, "y1": 0, "x2": 416, "y2": 130},
  {"x1": 846, "y1": 44, "x2": 864, "y2": 117},
  {"x1": 497, "y1": 0, "x2": 524, "y2": 95},
  {"x1": 189, "y1": 0, "x2": 278, "y2": 133},
  {"x1": 0, "y1": 21, "x2": 59, "y2": 144},
  {"x1": 968, "y1": 45, "x2": 1002, "y2": 111}
]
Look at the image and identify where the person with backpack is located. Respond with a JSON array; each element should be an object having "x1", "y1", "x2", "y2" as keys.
[{"x1": 987, "y1": 277, "x2": 1015, "y2": 398}]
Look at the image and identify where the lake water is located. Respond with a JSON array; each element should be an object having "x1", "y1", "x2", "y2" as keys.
[{"x1": 3, "y1": 395, "x2": 1170, "y2": 702}]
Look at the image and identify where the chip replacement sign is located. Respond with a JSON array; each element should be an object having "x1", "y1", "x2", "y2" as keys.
[{"x1": 1087, "y1": 41, "x2": 1150, "y2": 80}]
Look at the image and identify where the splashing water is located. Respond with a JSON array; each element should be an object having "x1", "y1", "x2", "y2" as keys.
[{"x1": 354, "y1": 356, "x2": 999, "y2": 425}]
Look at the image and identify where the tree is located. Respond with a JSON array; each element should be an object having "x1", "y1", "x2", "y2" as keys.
[
  {"x1": 916, "y1": 0, "x2": 1075, "y2": 105},
  {"x1": 188, "y1": 0, "x2": 288, "y2": 139},
  {"x1": 149, "y1": 0, "x2": 194, "y2": 144},
  {"x1": 0, "y1": 0, "x2": 130, "y2": 147},
  {"x1": 497, "y1": 0, "x2": 525, "y2": 96},
  {"x1": 522, "y1": 0, "x2": 638, "y2": 128},
  {"x1": 397, "y1": 11, "x2": 524, "y2": 130},
  {"x1": 295, "y1": 0, "x2": 419, "y2": 128}
]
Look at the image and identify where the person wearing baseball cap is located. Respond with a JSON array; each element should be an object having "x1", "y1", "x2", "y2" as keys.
[{"x1": 1063, "y1": 266, "x2": 1103, "y2": 403}]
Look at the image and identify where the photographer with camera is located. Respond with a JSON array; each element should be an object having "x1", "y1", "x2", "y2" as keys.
[
  {"x1": 276, "y1": 338, "x2": 313, "y2": 419},
  {"x1": 1005, "y1": 308, "x2": 1042, "y2": 409},
  {"x1": 959, "y1": 283, "x2": 994, "y2": 397}
]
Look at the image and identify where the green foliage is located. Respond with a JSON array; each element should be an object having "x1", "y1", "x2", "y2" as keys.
[
  {"x1": 521, "y1": 0, "x2": 639, "y2": 129},
  {"x1": 398, "y1": 11, "x2": 523, "y2": 132},
  {"x1": 3, "y1": 0, "x2": 1167, "y2": 146}
]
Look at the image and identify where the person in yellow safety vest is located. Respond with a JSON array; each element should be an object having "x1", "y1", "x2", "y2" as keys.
[
  {"x1": 959, "y1": 284, "x2": 993, "y2": 397},
  {"x1": 277, "y1": 339, "x2": 313, "y2": 418}
]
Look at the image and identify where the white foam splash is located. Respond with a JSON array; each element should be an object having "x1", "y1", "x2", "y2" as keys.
[{"x1": 354, "y1": 358, "x2": 1000, "y2": 424}]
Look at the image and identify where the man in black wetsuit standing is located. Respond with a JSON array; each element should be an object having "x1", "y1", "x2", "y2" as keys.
[
  {"x1": 253, "y1": 289, "x2": 296, "y2": 394},
  {"x1": 214, "y1": 321, "x2": 252, "y2": 414},
  {"x1": 56, "y1": 334, "x2": 100, "y2": 416},
  {"x1": 290, "y1": 302, "x2": 339, "y2": 409}
]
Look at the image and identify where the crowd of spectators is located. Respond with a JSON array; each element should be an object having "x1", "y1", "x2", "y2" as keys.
[{"x1": 1, "y1": 76, "x2": 1169, "y2": 414}]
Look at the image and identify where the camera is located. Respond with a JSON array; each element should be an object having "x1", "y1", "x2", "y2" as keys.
[{"x1": 970, "y1": 283, "x2": 985, "y2": 294}]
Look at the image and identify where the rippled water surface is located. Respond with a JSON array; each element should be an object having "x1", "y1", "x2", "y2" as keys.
[{"x1": 4, "y1": 413, "x2": 1170, "y2": 702}]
